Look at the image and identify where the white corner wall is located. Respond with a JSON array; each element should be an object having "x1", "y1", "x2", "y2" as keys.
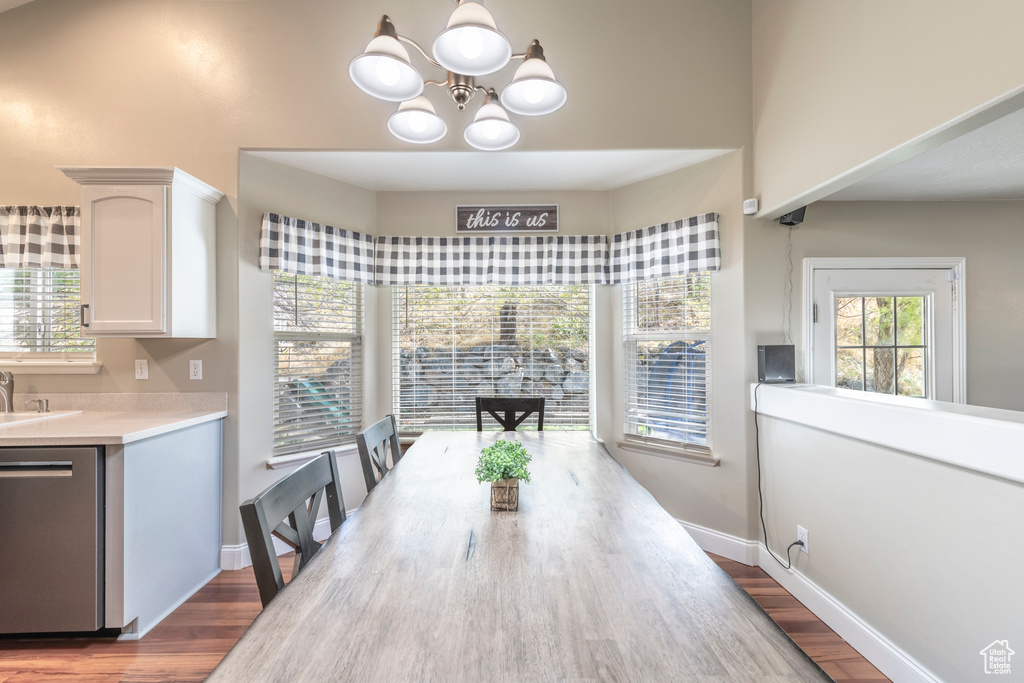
[{"x1": 753, "y1": 386, "x2": 1024, "y2": 683}]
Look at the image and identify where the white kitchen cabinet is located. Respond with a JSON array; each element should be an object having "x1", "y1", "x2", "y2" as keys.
[{"x1": 59, "y1": 167, "x2": 224, "y2": 338}]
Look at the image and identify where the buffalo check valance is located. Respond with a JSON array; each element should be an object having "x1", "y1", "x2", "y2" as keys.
[
  {"x1": 372, "y1": 234, "x2": 610, "y2": 286},
  {"x1": 609, "y1": 212, "x2": 721, "y2": 284},
  {"x1": 259, "y1": 213, "x2": 375, "y2": 284},
  {"x1": 260, "y1": 212, "x2": 719, "y2": 285},
  {"x1": 0, "y1": 206, "x2": 80, "y2": 269}
]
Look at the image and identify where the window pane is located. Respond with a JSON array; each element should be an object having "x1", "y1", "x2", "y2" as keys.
[
  {"x1": 866, "y1": 347, "x2": 897, "y2": 394},
  {"x1": 394, "y1": 285, "x2": 591, "y2": 432},
  {"x1": 864, "y1": 297, "x2": 895, "y2": 346},
  {"x1": 635, "y1": 275, "x2": 710, "y2": 332},
  {"x1": 626, "y1": 339, "x2": 707, "y2": 443},
  {"x1": 274, "y1": 273, "x2": 359, "y2": 334},
  {"x1": 896, "y1": 296, "x2": 925, "y2": 346},
  {"x1": 836, "y1": 348, "x2": 863, "y2": 390},
  {"x1": 624, "y1": 274, "x2": 711, "y2": 448},
  {"x1": 835, "y1": 297, "x2": 863, "y2": 347},
  {"x1": 897, "y1": 349, "x2": 925, "y2": 397},
  {"x1": 0, "y1": 269, "x2": 95, "y2": 356},
  {"x1": 272, "y1": 271, "x2": 362, "y2": 456},
  {"x1": 275, "y1": 339, "x2": 361, "y2": 453}
]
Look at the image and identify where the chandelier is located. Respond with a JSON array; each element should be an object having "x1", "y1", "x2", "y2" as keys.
[{"x1": 348, "y1": 1, "x2": 567, "y2": 151}]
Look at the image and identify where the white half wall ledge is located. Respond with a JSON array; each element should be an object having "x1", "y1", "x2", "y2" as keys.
[{"x1": 750, "y1": 383, "x2": 1024, "y2": 485}]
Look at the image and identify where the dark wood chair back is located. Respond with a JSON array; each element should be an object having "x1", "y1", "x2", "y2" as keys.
[
  {"x1": 239, "y1": 451, "x2": 346, "y2": 608},
  {"x1": 356, "y1": 415, "x2": 403, "y2": 494},
  {"x1": 476, "y1": 396, "x2": 545, "y2": 431}
]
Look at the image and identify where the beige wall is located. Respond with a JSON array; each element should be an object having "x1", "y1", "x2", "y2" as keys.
[
  {"x1": 759, "y1": 414, "x2": 1024, "y2": 682},
  {"x1": 234, "y1": 153, "x2": 377, "y2": 542},
  {"x1": 747, "y1": 200, "x2": 1024, "y2": 412},
  {"x1": 0, "y1": 0, "x2": 754, "y2": 546},
  {"x1": 752, "y1": 0, "x2": 1024, "y2": 215},
  {"x1": 607, "y1": 152, "x2": 758, "y2": 539}
]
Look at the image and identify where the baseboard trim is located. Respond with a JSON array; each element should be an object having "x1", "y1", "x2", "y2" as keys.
[
  {"x1": 756, "y1": 544, "x2": 940, "y2": 683},
  {"x1": 221, "y1": 516, "x2": 339, "y2": 571},
  {"x1": 677, "y1": 519, "x2": 759, "y2": 565},
  {"x1": 675, "y1": 520, "x2": 940, "y2": 683}
]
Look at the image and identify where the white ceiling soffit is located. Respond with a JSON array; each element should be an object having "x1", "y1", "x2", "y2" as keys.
[
  {"x1": 247, "y1": 150, "x2": 732, "y2": 192},
  {"x1": 825, "y1": 106, "x2": 1024, "y2": 201}
]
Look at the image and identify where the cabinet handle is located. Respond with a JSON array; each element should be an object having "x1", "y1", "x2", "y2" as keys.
[{"x1": 81, "y1": 304, "x2": 90, "y2": 328}]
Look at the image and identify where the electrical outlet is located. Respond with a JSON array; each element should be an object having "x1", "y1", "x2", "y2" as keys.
[
  {"x1": 189, "y1": 360, "x2": 203, "y2": 381},
  {"x1": 797, "y1": 525, "x2": 809, "y2": 554},
  {"x1": 135, "y1": 359, "x2": 149, "y2": 380}
]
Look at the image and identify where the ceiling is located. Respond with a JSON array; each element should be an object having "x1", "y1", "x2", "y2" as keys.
[
  {"x1": 248, "y1": 149, "x2": 731, "y2": 192},
  {"x1": 0, "y1": 0, "x2": 32, "y2": 10},
  {"x1": 825, "y1": 105, "x2": 1024, "y2": 202}
]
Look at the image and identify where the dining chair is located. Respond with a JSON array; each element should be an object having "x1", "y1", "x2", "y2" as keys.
[
  {"x1": 476, "y1": 396, "x2": 545, "y2": 431},
  {"x1": 239, "y1": 450, "x2": 346, "y2": 608},
  {"x1": 356, "y1": 414, "x2": 403, "y2": 494}
]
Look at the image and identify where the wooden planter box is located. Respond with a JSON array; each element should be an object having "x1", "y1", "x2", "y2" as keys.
[{"x1": 490, "y1": 478, "x2": 520, "y2": 511}]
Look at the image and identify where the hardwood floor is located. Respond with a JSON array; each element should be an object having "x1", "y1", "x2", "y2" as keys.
[
  {"x1": 0, "y1": 553, "x2": 887, "y2": 682},
  {"x1": 708, "y1": 553, "x2": 890, "y2": 682}
]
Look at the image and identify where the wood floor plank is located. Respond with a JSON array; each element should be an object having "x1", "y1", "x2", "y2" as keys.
[
  {"x1": 0, "y1": 537, "x2": 888, "y2": 681},
  {"x1": 707, "y1": 552, "x2": 891, "y2": 682}
]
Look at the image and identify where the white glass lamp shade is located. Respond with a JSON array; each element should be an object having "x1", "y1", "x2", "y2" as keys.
[
  {"x1": 464, "y1": 102, "x2": 520, "y2": 150},
  {"x1": 431, "y1": 2, "x2": 512, "y2": 76},
  {"x1": 500, "y1": 58, "x2": 567, "y2": 116},
  {"x1": 387, "y1": 96, "x2": 447, "y2": 144},
  {"x1": 349, "y1": 35, "x2": 424, "y2": 102}
]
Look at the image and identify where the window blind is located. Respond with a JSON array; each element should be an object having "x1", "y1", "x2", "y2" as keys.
[
  {"x1": 0, "y1": 269, "x2": 95, "y2": 358},
  {"x1": 623, "y1": 274, "x2": 711, "y2": 449},
  {"x1": 273, "y1": 272, "x2": 363, "y2": 456},
  {"x1": 392, "y1": 285, "x2": 592, "y2": 433}
]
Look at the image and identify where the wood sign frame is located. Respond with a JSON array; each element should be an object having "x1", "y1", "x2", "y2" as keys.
[{"x1": 456, "y1": 205, "x2": 558, "y2": 233}]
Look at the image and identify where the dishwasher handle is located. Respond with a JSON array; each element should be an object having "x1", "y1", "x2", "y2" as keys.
[{"x1": 0, "y1": 461, "x2": 73, "y2": 478}]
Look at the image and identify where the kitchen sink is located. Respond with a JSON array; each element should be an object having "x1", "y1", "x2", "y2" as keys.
[{"x1": 0, "y1": 411, "x2": 82, "y2": 428}]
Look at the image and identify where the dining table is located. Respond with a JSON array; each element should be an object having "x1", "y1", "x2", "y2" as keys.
[{"x1": 208, "y1": 431, "x2": 829, "y2": 682}]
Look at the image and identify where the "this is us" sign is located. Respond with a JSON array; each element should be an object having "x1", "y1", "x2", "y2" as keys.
[{"x1": 456, "y1": 205, "x2": 558, "y2": 233}]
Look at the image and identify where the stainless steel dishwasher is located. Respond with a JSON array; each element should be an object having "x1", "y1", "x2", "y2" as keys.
[{"x1": 0, "y1": 447, "x2": 104, "y2": 634}]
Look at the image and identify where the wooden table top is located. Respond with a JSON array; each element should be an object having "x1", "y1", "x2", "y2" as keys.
[{"x1": 209, "y1": 431, "x2": 828, "y2": 682}]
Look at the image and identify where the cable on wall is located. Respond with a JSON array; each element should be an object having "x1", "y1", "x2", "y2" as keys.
[
  {"x1": 782, "y1": 225, "x2": 795, "y2": 345},
  {"x1": 754, "y1": 382, "x2": 804, "y2": 570}
]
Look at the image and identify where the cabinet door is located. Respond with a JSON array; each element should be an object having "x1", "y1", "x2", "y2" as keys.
[{"x1": 81, "y1": 185, "x2": 167, "y2": 335}]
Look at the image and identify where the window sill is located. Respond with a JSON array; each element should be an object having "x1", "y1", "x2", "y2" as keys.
[
  {"x1": 0, "y1": 361, "x2": 102, "y2": 375},
  {"x1": 266, "y1": 443, "x2": 358, "y2": 470},
  {"x1": 615, "y1": 439, "x2": 719, "y2": 467}
]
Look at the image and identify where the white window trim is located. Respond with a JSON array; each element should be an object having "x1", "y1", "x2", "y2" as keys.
[
  {"x1": 803, "y1": 257, "x2": 966, "y2": 403},
  {"x1": 621, "y1": 276, "x2": 713, "y2": 454},
  {"x1": 266, "y1": 442, "x2": 359, "y2": 470}
]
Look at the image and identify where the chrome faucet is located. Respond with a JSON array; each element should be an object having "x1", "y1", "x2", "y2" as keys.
[
  {"x1": 25, "y1": 398, "x2": 49, "y2": 414},
  {"x1": 0, "y1": 371, "x2": 12, "y2": 413}
]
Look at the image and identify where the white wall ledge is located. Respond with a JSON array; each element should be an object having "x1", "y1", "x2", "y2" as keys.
[{"x1": 750, "y1": 383, "x2": 1024, "y2": 485}]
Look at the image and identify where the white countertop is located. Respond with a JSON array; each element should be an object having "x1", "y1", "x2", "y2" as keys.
[
  {"x1": 0, "y1": 408, "x2": 228, "y2": 446},
  {"x1": 0, "y1": 393, "x2": 228, "y2": 447}
]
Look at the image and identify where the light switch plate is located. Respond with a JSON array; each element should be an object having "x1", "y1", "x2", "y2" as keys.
[
  {"x1": 189, "y1": 360, "x2": 202, "y2": 380},
  {"x1": 135, "y1": 359, "x2": 149, "y2": 380}
]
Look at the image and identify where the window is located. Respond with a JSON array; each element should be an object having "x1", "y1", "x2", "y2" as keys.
[
  {"x1": 0, "y1": 268, "x2": 95, "y2": 361},
  {"x1": 393, "y1": 285, "x2": 592, "y2": 432},
  {"x1": 273, "y1": 272, "x2": 362, "y2": 456},
  {"x1": 807, "y1": 259, "x2": 964, "y2": 402},
  {"x1": 623, "y1": 273, "x2": 711, "y2": 450},
  {"x1": 835, "y1": 296, "x2": 927, "y2": 397}
]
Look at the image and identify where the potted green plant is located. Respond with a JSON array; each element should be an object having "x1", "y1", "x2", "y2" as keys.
[{"x1": 475, "y1": 439, "x2": 532, "y2": 511}]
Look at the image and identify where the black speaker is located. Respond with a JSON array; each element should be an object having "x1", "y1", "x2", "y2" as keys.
[
  {"x1": 779, "y1": 206, "x2": 806, "y2": 226},
  {"x1": 758, "y1": 345, "x2": 795, "y2": 383}
]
